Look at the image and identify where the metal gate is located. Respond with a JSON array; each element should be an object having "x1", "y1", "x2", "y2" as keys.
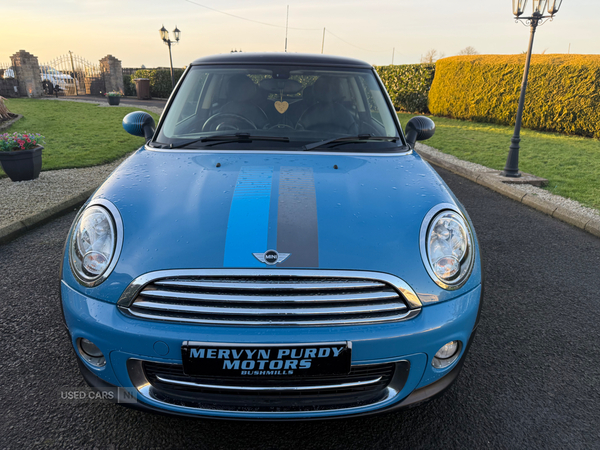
[
  {"x1": 0, "y1": 61, "x2": 19, "y2": 98},
  {"x1": 0, "y1": 61, "x2": 14, "y2": 79},
  {"x1": 40, "y1": 52, "x2": 105, "y2": 96}
]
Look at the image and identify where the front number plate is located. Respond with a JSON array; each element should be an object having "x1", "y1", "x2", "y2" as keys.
[{"x1": 181, "y1": 341, "x2": 352, "y2": 377}]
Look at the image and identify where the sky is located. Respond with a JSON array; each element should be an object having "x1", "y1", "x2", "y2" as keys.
[{"x1": 1, "y1": 0, "x2": 597, "y2": 69}]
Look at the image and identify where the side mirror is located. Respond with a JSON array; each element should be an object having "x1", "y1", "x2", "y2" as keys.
[
  {"x1": 404, "y1": 116, "x2": 435, "y2": 148},
  {"x1": 123, "y1": 111, "x2": 156, "y2": 140}
]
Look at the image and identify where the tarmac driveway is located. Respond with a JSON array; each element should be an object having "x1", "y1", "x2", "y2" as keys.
[{"x1": 0, "y1": 166, "x2": 598, "y2": 449}]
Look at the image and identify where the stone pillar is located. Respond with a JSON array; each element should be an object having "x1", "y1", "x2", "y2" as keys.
[
  {"x1": 10, "y1": 50, "x2": 43, "y2": 97},
  {"x1": 99, "y1": 55, "x2": 124, "y2": 94}
]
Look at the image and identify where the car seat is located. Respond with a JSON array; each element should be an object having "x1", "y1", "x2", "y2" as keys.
[
  {"x1": 296, "y1": 77, "x2": 358, "y2": 134},
  {"x1": 218, "y1": 75, "x2": 269, "y2": 129}
]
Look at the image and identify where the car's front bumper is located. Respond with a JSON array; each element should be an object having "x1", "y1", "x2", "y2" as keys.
[{"x1": 61, "y1": 281, "x2": 482, "y2": 419}]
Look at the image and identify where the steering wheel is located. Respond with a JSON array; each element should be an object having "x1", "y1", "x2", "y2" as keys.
[
  {"x1": 202, "y1": 113, "x2": 257, "y2": 132},
  {"x1": 269, "y1": 123, "x2": 295, "y2": 130}
]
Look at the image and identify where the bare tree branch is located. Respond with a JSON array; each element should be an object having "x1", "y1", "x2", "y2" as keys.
[
  {"x1": 420, "y1": 49, "x2": 445, "y2": 64},
  {"x1": 457, "y1": 46, "x2": 479, "y2": 55}
]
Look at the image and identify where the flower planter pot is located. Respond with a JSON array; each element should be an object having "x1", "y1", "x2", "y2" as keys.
[
  {"x1": 108, "y1": 96, "x2": 121, "y2": 106},
  {"x1": 0, "y1": 146, "x2": 43, "y2": 182}
]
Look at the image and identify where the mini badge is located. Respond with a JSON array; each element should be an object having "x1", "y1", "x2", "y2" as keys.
[{"x1": 253, "y1": 250, "x2": 291, "y2": 265}]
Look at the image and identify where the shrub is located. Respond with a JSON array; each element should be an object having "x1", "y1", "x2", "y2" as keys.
[
  {"x1": 123, "y1": 75, "x2": 136, "y2": 96},
  {"x1": 0, "y1": 96, "x2": 13, "y2": 119},
  {"x1": 428, "y1": 54, "x2": 600, "y2": 138},
  {"x1": 375, "y1": 64, "x2": 436, "y2": 113},
  {"x1": 131, "y1": 68, "x2": 185, "y2": 99}
]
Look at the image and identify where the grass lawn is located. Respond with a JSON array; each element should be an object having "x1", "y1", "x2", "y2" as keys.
[
  {"x1": 398, "y1": 113, "x2": 600, "y2": 211},
  {"x1": 1, "y1": 99, "x2": 159, "y2": 178}
]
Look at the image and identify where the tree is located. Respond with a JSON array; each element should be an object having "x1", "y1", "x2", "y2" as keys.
[
  {"x1": 457, "y1": 46, "x2": 479, "y2": 56},
  {"x1": 421, "y1": 49, "x2": 445, "y2": 64}
]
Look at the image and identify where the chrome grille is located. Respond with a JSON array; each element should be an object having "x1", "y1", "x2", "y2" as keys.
[{"x1": 118, "y1": 270, "x2": 421, "y2": 326}]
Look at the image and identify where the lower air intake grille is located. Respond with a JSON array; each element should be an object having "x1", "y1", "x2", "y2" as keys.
[{"x1": 134, "y1": 360, "x2": 408, "y2": 413}]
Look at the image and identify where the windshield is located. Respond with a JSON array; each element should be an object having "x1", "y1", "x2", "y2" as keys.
[{"x1": 156, "y1": 64, "x2": 403, "y2": 152}]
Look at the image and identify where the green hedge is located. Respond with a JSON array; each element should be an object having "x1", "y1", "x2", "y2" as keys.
[
  {"x1": 123, "y1": 75, "x2": 136, "y2": 96},
  {"x1": 428, "y1": 55, "x2": 600, "y2": 138},
  {"x1": 130, "y1": 68, "x2": 186, "y2": 99},
  {"x1": 375, "y1": 64, "x2": 436, "y2": 113}
]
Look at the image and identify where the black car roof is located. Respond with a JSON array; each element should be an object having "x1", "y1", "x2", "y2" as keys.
[{"x1": 190, "y1": 52, "x2": 372, "y2": 68}]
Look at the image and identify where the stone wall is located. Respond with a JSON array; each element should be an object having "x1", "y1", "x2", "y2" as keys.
[
  {"x1": 99, "y1": 55, "x2": 124, "y2": 94},
  {"x1": 0, "y1": 79, "x2": 19, "y2": 98},
  {"x1": 10, "y1": 50, "x2": 43, "y2": 97}
]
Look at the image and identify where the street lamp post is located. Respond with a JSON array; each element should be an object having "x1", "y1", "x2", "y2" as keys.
[
  {"x1": 159, "y1": 25, "x2": 181, "y2": 89},
  {"x1": 503, "y1": 0, "x2": 563, "y2": 177}
]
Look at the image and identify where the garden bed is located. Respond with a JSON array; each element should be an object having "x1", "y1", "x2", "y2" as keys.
[{"x1": 0, "y1": 113, "x2": 22, "y2": 131}]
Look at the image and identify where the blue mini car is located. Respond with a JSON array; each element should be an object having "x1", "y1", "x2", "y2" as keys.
[{"x1": 60, "y1": 52, "x2": 483, "y2": 419}]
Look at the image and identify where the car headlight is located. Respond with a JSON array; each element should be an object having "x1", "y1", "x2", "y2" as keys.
[
  {"x1": 69, "y1": 200, "x2": 122, "y2": 287},
  {"x1": 420, "y1": 204, "x2": 475, "y2": 290}
]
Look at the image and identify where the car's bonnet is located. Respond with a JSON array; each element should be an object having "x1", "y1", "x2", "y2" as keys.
[{"x1": 71, "y1": 147, "x2": 479, "y2": 304}]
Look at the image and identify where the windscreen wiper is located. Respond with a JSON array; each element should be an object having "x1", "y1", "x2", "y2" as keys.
[
  {"x1": 168, "y1": 133, "x2": 289, "y2": 149},
  {"x1": 303, "y1": 134, "x2": 399, "y2": 151}
]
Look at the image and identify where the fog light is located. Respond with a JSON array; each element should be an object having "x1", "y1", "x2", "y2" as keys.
[
  {"x1": 77, "y1": 338, "x2": 106, "y2": 367},
  {"x1": 432, "y1": 341, "x2": 460, "y2": 369}
]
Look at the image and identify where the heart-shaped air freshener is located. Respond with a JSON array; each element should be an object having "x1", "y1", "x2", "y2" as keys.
[{"x1": 274, "y1": 101, "x2": 289, "y2": 114}]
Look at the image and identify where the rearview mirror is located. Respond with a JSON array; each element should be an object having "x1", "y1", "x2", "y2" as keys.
[
  {"x1": 123, "y1": 111, "x2": 156, "y2": 140},
  {"x1": 405, "y1": 116, "x2": 435, "y2": 148}
]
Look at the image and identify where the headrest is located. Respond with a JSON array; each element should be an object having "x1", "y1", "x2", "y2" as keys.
[
  {"x1": 302, "y1": 85, "x2": 314, "y2": 103},
  {"x1": 227, "y1": 75, "x2": 257, "y2": 102},
  {"x1": 312, "y1": 76, "x2": 343, "y2": 102}
]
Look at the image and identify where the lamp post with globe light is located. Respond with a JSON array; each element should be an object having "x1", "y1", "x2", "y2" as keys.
[
  {"x1": 159, "y1": 25, "x2": 181, "y2": 89},
  {"x1": 503, "y1": 0, "x2": 563, "y2": 177}
]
